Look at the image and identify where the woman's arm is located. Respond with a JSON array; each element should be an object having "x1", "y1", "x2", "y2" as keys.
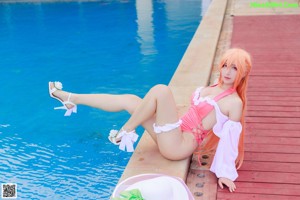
[
  {"x1": 210, "y1": 98, "x2": 243, "y2": 192},
  {"x1": 228, "y1": 97, "x2": 243, "y2": 122}
]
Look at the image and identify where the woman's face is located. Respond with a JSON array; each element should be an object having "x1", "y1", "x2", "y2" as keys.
[{"x1": 221, "y1": 63, "x2": 238, "y2": 85}]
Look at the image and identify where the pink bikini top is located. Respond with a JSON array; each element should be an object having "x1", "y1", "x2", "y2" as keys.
[
  {"x1": 180, "y1": 85, "x2": 236, "y2": 144},
  {"x1": 180, "y1": 86, "x2": 243, "y2": 181}
]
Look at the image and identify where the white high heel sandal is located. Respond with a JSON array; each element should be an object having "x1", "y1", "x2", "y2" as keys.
[
  {"x1": 108, "y1": 128, "x2": 139, "y2": 152},
  {"x1": 48, "y1": 81, "x2": 77, "y2": 116}
]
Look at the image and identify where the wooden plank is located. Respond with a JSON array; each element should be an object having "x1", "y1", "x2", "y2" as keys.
[
  {"x1": 252, "y1": 63, "x2": 300, "y2": 67},
  {"x1": 236, "y1": 181, "x2": 299, "y2": 188},
  {"x1": 244, "y1": 152, "x2": 300, "y2": 163},
  {"x1": 236, "y1": 31, "x2": 300, "y2": 37},
  {"x1": 230, "y1": 42, "x2": 300, "y2": 49},
  {"x1": 251, "y1": 54, "x2": 300, "y2": 59},
  {"x1": 244, "y1": 143, "x2": 300, "y2": 154},
  {"x1": 247, "y1": 96, "x2": 300, "y2": 102},
  {"x1": 248, "y1": 83, "x2": 300, "y2": 88},
  {"x1": 250, "y1": 71, "x2": 300, "y2": 75},
  {"x1": 248, "y1": 81, "x2": 300, "y2": 86},
  {"x1": 235, "y1": 33, "x2": 300, "y2": 39},
  {"x1": 245, "y1": 129, "x2": 300, "y2": 138},
  {"x1": 247, "y1": 87, "x2": 300, "y2": 92},
  {"x1": 245, "y1": 117, "x2": 300, "y2": 124},
  {"x1": 235, "y1": 182, "x2": 300, "y2": 194},
  {"x1": 249, "y1": 44, "x2": 300, "y2": 49},
  {"x1": 246, "y1": 111, "x2": 300, "y2": 118},
  {"x1": 233, "y1": 22, "x2": 299, "y2": 31},
  {"x1": 253, "y1": 57, "x2": 300, "y2": 62},
  {"x1": 250, "y1": 74, "x2": 300, "y2": 78},
  {"x1": 242, "y1": 32, "x2": 300, "y2": 38},
  {"x1": 249, "y1": 77, "x2": 300, "y2": 82},
  {"x1": 248, "y1": 57, "x2": 300, "y2": 63},
  {"x1": 250, "y1": 66, "x2": 300, "y2": 71},
  {"x1": 244, "y1": 136, "x2": 300, "y2": 146},
  {"x1": 234, "y1": 27, "x2": 300, "y2": 35},
  {"x1": 245, "y1": 123, "x2": 300, "y2": 131},
  {"x1": 232, "y1": 39, "x2": 300, "y2": 46},
  {"x1": 251, "y1": 69, "x2": 300, "y2": 73},
  {"x1": 218, "y1": 192, "x2": 300, "y2": 200},
  {"x1": 236, "y1": 171, "x2": 300, "y2": 184},
  {"x1": 247, "y1": 105, "x2": 300, "y2": 112},
  {"x1": 248, "y1": 100, "x2": 300, "y2": 106},
  {"x1": 250, "y1": 72, "x2": 300, "y2": 77},
  {"x1": 239, "y1": 161, "x2": 300, "y2": 173},
  {"x1": 229, "y1": 182, "x2": 300, "y2": 197},
  {"x1": 247, "y1": 91, "x2": 300, "y2": 97}
]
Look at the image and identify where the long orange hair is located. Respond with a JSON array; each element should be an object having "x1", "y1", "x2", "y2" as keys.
[{"x1": 200, "y1": 48, "x2": 252, "y2": 169}]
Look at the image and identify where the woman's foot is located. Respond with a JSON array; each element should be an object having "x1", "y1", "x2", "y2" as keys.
[
  {"x1": 48, "y1": 81, "x2": 77, "y2": 116},
  {"x1": 49, "y1": 82, "x2": 74, "y2": 109},
  {"x1": 108, "y1": 128, "x2": 139, "y2": 152}
]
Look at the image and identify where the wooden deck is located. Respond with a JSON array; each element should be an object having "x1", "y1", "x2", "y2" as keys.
[{"x1": 217, "y1": 14, "x2": 300, "y2": 200}]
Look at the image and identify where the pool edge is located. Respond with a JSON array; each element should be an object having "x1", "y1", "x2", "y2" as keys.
[{"x1": 115, "y1": 0, "x2": 228, "y2": 192}]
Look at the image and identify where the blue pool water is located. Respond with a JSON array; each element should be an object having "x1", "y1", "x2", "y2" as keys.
[{"x1": 0, "y1": 0, "x2": 209, "y2": 199}]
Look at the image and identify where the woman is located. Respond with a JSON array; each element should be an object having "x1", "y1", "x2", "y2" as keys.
[{"x1": 48, "y1": 48, "x2": 252, "y2": 192}]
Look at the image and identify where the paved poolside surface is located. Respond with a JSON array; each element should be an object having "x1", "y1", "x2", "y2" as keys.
[{"x1": 117, "y1": 0, "x2": 300, "y2": 199}]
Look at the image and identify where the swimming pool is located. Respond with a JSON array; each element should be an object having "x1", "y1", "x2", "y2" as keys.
[{"x1": 0, "y1": 0, "x2": 209, "y2": 199}]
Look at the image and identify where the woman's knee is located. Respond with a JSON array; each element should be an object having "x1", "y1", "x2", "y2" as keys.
[{"x1": 151, "y1": 84, "x2": 172, "y2": 98}]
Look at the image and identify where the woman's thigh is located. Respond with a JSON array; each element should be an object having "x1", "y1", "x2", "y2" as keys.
[{"x1": 156, "y1": 130, "x2": 198, "y2": 160}]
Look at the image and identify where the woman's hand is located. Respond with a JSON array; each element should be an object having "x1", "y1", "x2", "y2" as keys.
[{"x1": 218, "y1": 177, "x2": 236, "y2": 192}]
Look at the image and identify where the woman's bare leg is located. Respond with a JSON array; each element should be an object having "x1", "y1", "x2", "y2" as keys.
[
  {"x1": 122, "y1": 84, "x2": 179, "y2": 130},
  {"x1": 50, "y1": 83, "x2": 198, "y2": 159},
  {"x1": 49, "y1": 82, "x2": 158, "y2": 140},
  {"x1": 122, "y1": 84, "x2": 198, "y2": 160}
]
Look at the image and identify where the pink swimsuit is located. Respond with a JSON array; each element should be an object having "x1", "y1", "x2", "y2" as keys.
[
  {"x1": 180, "y1": 86, "x2": 236, "y2": 144},
  {"x1": 152, "y1": 85, "x2": 242, "y2": 181}
]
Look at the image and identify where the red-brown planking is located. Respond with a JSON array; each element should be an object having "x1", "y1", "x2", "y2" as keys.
[
  {"x1": 244, "y1": 152, "x2": 300, "y2": 163},
  {"x1": 217, "y1": 15, "x2": 300, "y2": 199}
]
